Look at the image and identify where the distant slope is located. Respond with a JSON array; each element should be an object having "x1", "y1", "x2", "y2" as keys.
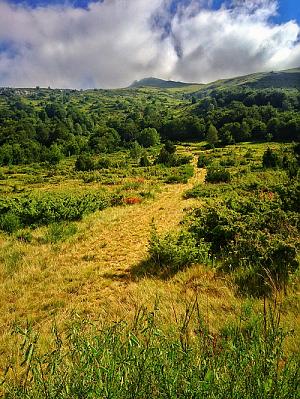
[
  {"x1": 129, "y1": 77, "x2": 199, "y2": 89},
  {"x1": 197, "y1": 67, "x2": 300, "y2": 93},
  {"x1": 128, "y1": 68, "x2": 299, "y2": 94}
]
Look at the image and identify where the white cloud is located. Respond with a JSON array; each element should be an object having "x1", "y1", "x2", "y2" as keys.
[{"x1": 0, "y1": 0, "x2": 299, "y2": 88}]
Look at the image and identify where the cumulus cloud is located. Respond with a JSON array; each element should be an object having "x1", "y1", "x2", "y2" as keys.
[{"x1": 0, "y1": 0, "x2": 299, "y2": 88}]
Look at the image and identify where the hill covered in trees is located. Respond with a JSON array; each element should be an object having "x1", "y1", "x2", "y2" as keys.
[{"x1": 0, "y1": 67, "x2": 299, "y2": 166}]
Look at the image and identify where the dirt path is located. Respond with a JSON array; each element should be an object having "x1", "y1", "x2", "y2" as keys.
[
  {"x1": 0, "y1": 162, "x2": 206, "y2": 332},
  {"x1": 57, "y1": 164, "x2": 205, "y2": 316}
]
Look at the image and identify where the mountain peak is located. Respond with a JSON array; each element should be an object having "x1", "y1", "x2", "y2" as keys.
[{"x1": 129, "y1": 77, "x2": 195, "y2": 89}]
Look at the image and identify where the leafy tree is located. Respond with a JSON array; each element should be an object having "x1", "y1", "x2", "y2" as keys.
[
  {"x1": 206, "y1": 124, "x2": 218, "y2": 147},
  {"x1": 137, "y1": 128, "x2": 160, "y2": 148},
  {"x1": 47, "y1": 144, "x2": 63, "y2": 165},
  {"x1": 130, "y1": 141, "x2": 143, "y2": 162}
]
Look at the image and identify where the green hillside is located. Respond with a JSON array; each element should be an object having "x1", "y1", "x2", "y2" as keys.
[
  {"x1": 129, "y1": 77, "x2": 200, "y2": 89},
  {"x1": 191, "y1": 67, "x2": 300, "y2": 96}
]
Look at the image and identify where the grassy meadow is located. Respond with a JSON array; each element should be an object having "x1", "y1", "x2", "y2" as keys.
[
  {"x1": 0, "y1": 140, "x2": 299, "y2": 397},
  {"x1": 0, "y1": 75, "x2": 300, "y2": 396}
]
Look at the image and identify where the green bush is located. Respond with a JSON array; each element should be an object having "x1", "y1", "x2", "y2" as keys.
[
  {"x1": 262, "y1": 148, "x2": 281, "y2": 168},
  {"x1": 188, "y1": 198, "x2": 299, "y2": 295},
  {"x1": 197, "y1": 153, "x2": 212, "y2": 168},
  {"x1": 0, "y1": 191, "x2": 111, "y2": 231},
  {"x1": 139, "y1": 154, "x2": 151, "y2": 167},
  {"x1": 205, "y1": 166, "x2": 231, "y2": 183},
  {"x1": 0, "y1": 212, "x2": 21, "y2": 233},
  {"x1": 75, "y1": 153, "x2": 95, "y2": 171},
  {"x1": 148, "y1": 228, "x2": 210, "y2": 272}
]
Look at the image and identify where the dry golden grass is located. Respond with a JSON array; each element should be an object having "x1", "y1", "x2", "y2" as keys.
[{"x1": 0, "y1": 159, "x2": 299, "y2": 362}]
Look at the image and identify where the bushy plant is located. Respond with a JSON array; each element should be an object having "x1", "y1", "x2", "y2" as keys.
[
  {"x1": 187, "y1": 197, "x2": 299, "y2": 295},
  {"x1": 205, "y1": 166, "x2": 231, "y2": 183},
  {"x1": 75, "y1": 153, "x2": 95, "y2": 171},
  {"x1": 44, "y1": 222, "x2": 78, "y2": 244},
  {"x1": 262, "y1": 148, "x2": 281, "y2": 168},
  {"x1": 197, "y1": 153, "x2": 212, "y2": 168},
  {"x1": 0, "y1": 191, "x2": 111, "y2": 231},
  {"x1": 148, "y1": 228, "x2": 210, "y2": 273},
  {"x1": 0, "y1": 212, "x2": 21, "y2": 233}
]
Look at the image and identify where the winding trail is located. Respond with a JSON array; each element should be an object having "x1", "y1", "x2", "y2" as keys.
[{"x1": 0, "y1": 161, "x2": 206, "y2": 333}]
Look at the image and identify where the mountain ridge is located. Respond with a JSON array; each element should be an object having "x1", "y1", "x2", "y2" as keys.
[{"x1": 129, "y1": 67, "x2": 300, "y2": 91}]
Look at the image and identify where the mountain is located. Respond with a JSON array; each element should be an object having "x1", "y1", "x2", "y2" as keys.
[
  {"x1": 129, "y1": 68, "x2": 300, "y2": 93},
  {"x1": 195, "y1": 67, "x2": 300, "y2": 94},
  {"x1": 129, "y1": 77, "x2": 199, "y2": 89}
]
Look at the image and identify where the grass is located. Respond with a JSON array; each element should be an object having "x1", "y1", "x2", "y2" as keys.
[
  {"x1": 0, "y1": 142, "x2": 299, "y2": 394},
  {"x1": 1, "y1": 301, "x2": 299, "y2": 398}
]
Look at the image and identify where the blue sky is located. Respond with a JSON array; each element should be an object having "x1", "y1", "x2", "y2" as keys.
[{"x1": 0, "y1": 0, "x2": 299, "y2": 88}]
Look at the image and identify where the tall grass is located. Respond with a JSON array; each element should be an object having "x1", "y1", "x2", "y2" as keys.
[{"x1": 2, "y1": 301, "x2": 299, "y2": 398}]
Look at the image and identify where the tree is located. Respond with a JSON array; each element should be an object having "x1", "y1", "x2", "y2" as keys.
[
  {"x1": 137, "y1": 128, "x2": 160, "y2": 148},
  {"x1": 130, "y1": 141, "x2": 143, "y2": 162},
  {"x1": 206, "y1": 124, "x2": 218, "y2": 147},
  {"x1": 47, "y1": 144, "x2": 63, "y2": 165},
  {"x1": 262, "y1": 148, "x2": 281, "y2": 168}
]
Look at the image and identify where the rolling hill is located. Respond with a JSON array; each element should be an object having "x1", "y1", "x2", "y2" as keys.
[
  {"x1": 128, "y1": 67, "x2": 300, "y2": 94},
  {"x1": 129, "y1": 77, "x2": 200, "y2": 89}
]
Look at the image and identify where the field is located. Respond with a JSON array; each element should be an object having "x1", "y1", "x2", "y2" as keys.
[
  {"x1": 0, "y1": 139, "x2": 299, "y2": 397},
  {"x1": 0, "y1": 75, "x2": 299, "y2": 396}
]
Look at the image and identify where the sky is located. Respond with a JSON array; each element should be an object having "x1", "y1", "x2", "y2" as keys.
[{"x1": 0, "y1": 0, "x2": 299, "y2": 88}]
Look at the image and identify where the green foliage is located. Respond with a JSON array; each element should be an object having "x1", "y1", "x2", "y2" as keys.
[
  {"x1": 75, "y1": 153, "x2": 95, "y2": 171},
  {"x1": 262, "y1": 148, "x2": 281, "y2": 168},
  {"x1": 139, "y1": 154, "x2": 151, "y2": 167},
  {"x1": 44, "y1": 222, "x2": 78, "y2": 244},
  {"x1": 188, "y1": 197, "x2": 299, "y2": 296},
  {"x1": 197, "y1": 153, "x2": 212, "y2": 168},
  {"x1": 205, "y1": 166, "x2": 231, "y2": 183},
  {"x1": 47, "y1": 144, "x2": 64, "y2": 165},
  {"x1": 148, "y1": 228, "x2": 210, "y2": 273},
  {"x1": 2, "y1": 306, "x2": 299, "y2": 398},
  {"x1": 0, "y1": 191, "x2": 111, "y2": 231},
  {"x1": 164, "y1": 164, "x2": 194, "y2": 184},
  {"x1": 206, "y1": 124, "x2": 218, "y2": 147},
  {"x1": 0, "y1": 212, "x2": 21, "y2": 233},
  {"x1": 137, "y1": 127, "x2": 160, "y2": 148}
]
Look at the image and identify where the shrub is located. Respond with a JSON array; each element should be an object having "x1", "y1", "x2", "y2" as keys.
[
  {"x1": 165, "y1": 165, "x2": 194, "y2": 184},
  {"x1": 44, "y1": 222, "x2": 78, "y2": 244},
  {"x1": 0, "y1": 212, "x2": 21, "y2": 233},
  {"x1": 262, "y1": 148, "x2": 281, "y2": 168},
  {"x1": 140, "y1": 154, "x2": 151, "y2": 167},
  {"x1": 205, "y1": 166, "x2": 231, "y2": 183},
  {"x1": 0, "y1": 191, "x2": 111, "y2": 231},
  {"x1": 97, "y1": 157, "x2": 111, "y2": 169},
  {"x1": 75, "y1": 153, "x2": 95, "y2": 171},
  {"x1": 197, "y1": 154, "x2": 211, "y2": 168},
  {"x1": 187, "y1": 198, "x2": 299, "y2": 295},
  {"x1": 148, "y1": 228, "x2": 210, "y2": 273}
]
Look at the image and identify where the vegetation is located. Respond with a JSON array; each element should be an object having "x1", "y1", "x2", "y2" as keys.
[
  {"x1": 2, "y1": 304, "x2": 299, "y2": 399},
  {"x1": 0, "y1": 69, "x2": 299, "y2": 397}
]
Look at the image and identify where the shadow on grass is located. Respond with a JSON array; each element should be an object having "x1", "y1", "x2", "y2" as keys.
[{"x1": 130, "y1": 257, "x2": 182, "y2": 281}]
